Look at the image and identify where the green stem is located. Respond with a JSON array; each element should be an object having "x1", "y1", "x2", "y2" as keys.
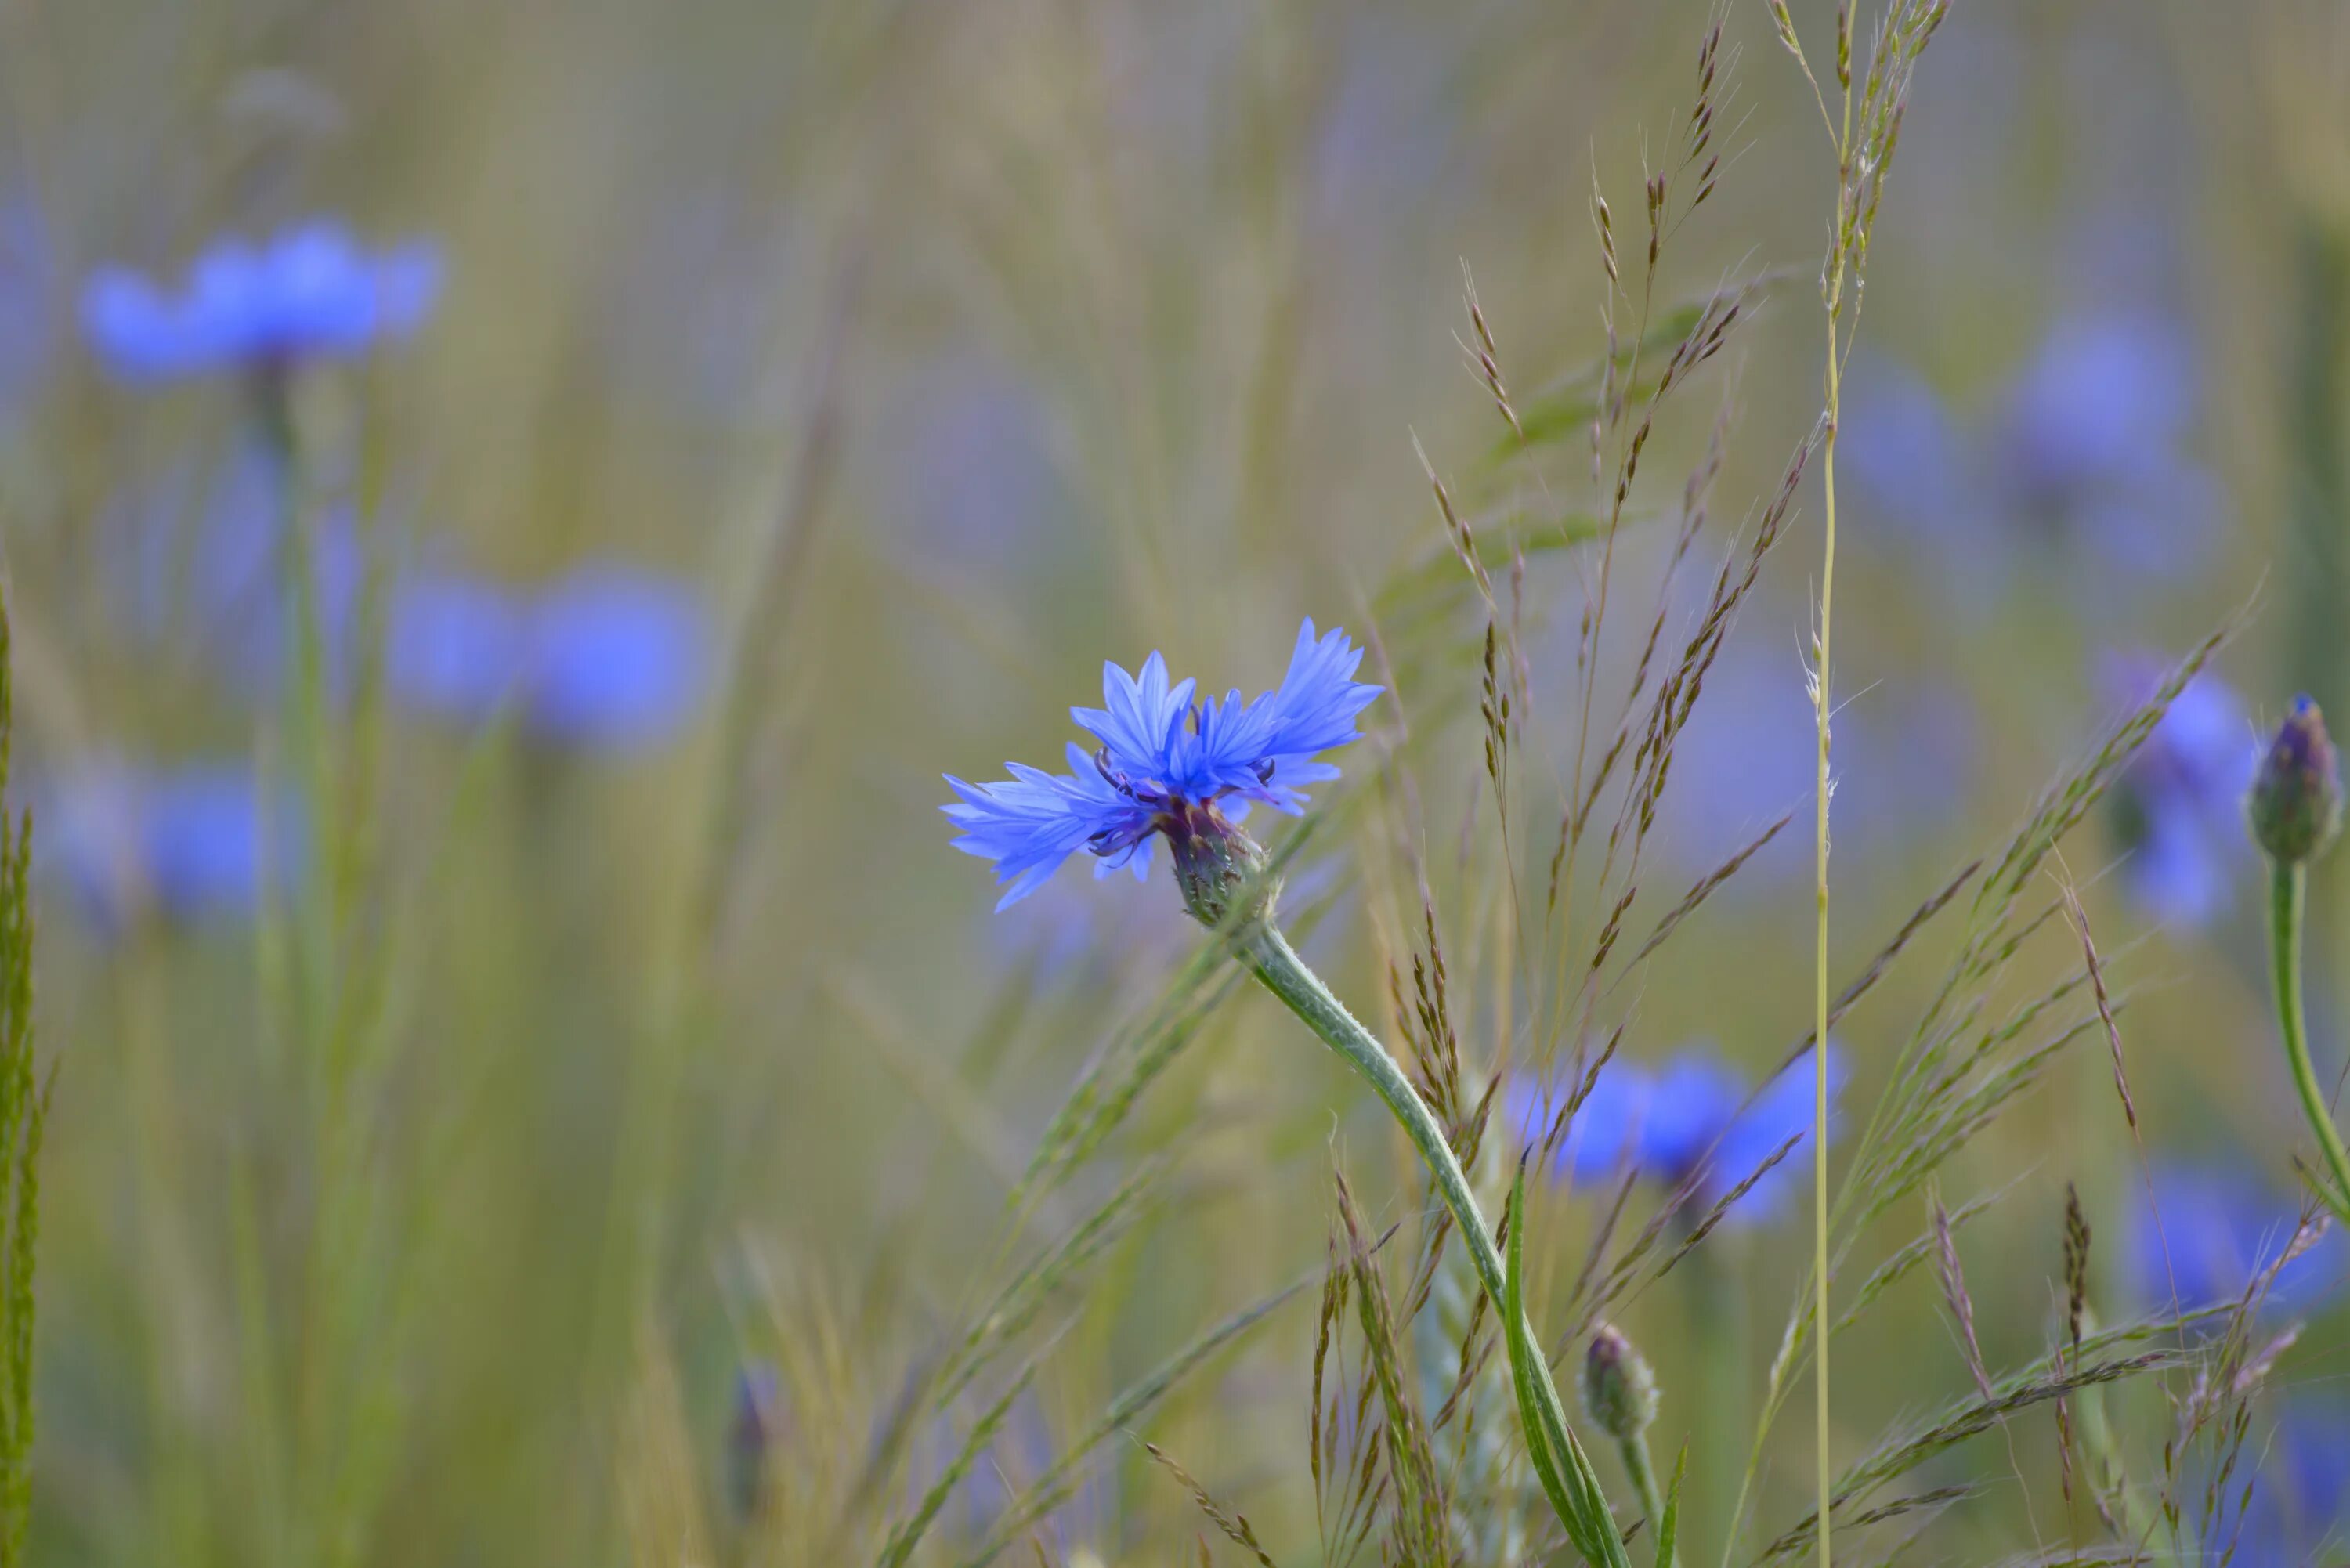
[
  {"x1": 1246, "y1": 924, "x2": 1509, "y2": 1302},
  {"x1": 1813, "y1": 285, "x2": 1842, "y2": 1568},
  {"x1": 1243, "y1": 922, "x2": 1627, "y2": 1565},
  {"x1": 2269, "y1": 860, "x2": 2350, "y2": 1222},
  {"x1": 1619, "y1": 1430, "x2": 1676, "y2": 1568}
]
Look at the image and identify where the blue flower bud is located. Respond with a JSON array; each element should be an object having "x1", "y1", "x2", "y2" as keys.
[
  {"x1": 2248, "y1": 697, "x2": 2344, "y2": 867},
  {"x1": 1579, "y1": 1321, "x2": 1658, "y2": 1440}
]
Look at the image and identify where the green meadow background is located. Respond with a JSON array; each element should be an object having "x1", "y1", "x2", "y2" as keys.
[{"x1": 0, "y1": 0, "x2": 2344, "y2": 1562}]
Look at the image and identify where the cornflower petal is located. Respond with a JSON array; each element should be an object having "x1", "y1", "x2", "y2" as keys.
[{"x1": 1072, "y1": 651, "x2": 1195, "y2": 785}]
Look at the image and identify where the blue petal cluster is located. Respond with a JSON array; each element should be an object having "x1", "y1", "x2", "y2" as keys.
[
  {"x1": 42, "y1": 761, "x2": 299, "y2": 930},
  {"x1": 944, "y1": 619, "x2": 1380, "y2": 909},
  {"x1": 386, "y1": 562, "x2": 711, "y2": 750},
  {"x1": 83, "y1": 219, "x2": 441, "y2": 381},
  {"x1": 2103, "y1": 655, "x2": 2260, "y2": 928},
  {"x1": 2124, "y1": 1161, "x2": 2347, "y2": 1318},
  {"x1": 1509, "y1": 1042, "x2": 1846, "y2": 1228}
]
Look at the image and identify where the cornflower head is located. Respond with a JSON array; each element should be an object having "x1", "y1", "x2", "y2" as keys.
[
  {"x1": 82, "y1": 219, "x2": 441, "y2": 383},
  {"x1": 1510, "y1": 1042, "x2": 1846, "y2": 1228},
  {"x1": 942, "y1": 618, "x2": 1379, "y2": 922}
]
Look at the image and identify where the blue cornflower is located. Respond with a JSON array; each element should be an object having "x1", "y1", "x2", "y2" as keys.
[
  {"x1": 1509, "y1": 1042, "x2": 1846, "y2": 1228},
  {"x1": 944, "y1": 619, "x2": 1381, "y2": 909},
  {"x1": 2103, "y1": 655, "x2": 2259, "y2": 928},
  {"x1": 385, "y1": 562, "x2": 710, "y2": 750},
  {"x1": 42, "y1": 761, "x2": 298, "y2": 930},
  {"x1": 2124, "y1": 1162, "x2": 2346, "y2": 1319},
  {"x1": 82, "y1": 219, "x2": 441, "y2": 382},
  {"x1": 525, "y1": 566, "x2": 710, "y2": 748}
]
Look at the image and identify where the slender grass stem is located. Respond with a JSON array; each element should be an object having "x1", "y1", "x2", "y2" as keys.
[
  {"x1": 1812, "y1": 310, "x2": 1838, "y2": 1568},
  {"x1": 2267, "y1": 860, "x2": 2350, "y2": 1221}
]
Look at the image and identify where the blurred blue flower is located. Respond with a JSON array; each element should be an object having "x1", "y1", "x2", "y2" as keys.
[
  {"x1": 1998, "y1": 313, "x2": 2194, "y2": 506},
  {"x1": 2231, "y1": 1404, "x2": 2350, "y2": 1564},
  {"x1": 2103, "y1": 655, "x2": 2259, "y2": 928},
  {"x1": 526, "y1": 567, "x2": 709, "y2": 747},
  {"x1": 385, "y1": 562, "x2": 710, "y2": 750},
  {"x1": 41, "y1": 761, "x2": 298, "y2": 930},
  {"x1": 82, "y1": 219, "x2": 441, "y2": 382},
  {"x1": 1848, "y1": 312, "x2": 2223, "y2": 601},
  {"x1": 1509, "y1": 1042, "x2": 1846, "y2": 1227},
  {"x1": 945, "y1": 619, "x2": 1380, "y2": 909},
  {"x1": 2124, "y1": 1162, "x2": 2346, "y2": 1318}
]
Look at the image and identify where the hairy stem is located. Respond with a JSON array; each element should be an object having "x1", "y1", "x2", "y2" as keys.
[
  {"x1": 1620, "y1": 1428, "x2": 1676, "y2": 1568},
  {"x1": 1243, "y1": 922, "x2": 1625, "y2": 1564},
  {"x1": 2268, "y1": 860, "x2": 2350, "y2": 1221}
]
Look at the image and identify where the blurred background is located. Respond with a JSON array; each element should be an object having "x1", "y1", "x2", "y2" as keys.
[{"x1": 0, "y1": 0, "x2": 2345, "y2": 1562}]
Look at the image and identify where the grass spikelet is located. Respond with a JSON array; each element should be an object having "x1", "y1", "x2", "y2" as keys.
[
  {"x1": 1459, "y1": 262, "x2": 1524, "y2": 445},
  {"x1": 1619, "y1": 811, "x2": 1795, "y2": 976},
  {"x1": 1333, "y1": 1167, "x2": 1451, "y2": 1566},
  {"x1": 1755, "y1": 1344, "x2": 2202, "y2": 1567},
  {"x1": 1928, "y1": 1187, "x2": 1992, "y2": 1404},
  {"x1": 1143, "y1": 1441, "x2": 1280, "y2": 1568},
  {"x1": 2055, "y1": 881, "x2": 2135, "y2": 1132},
  {"x1": 2055, "y1": 1183, "x2": 2092, "y2": 1508}
]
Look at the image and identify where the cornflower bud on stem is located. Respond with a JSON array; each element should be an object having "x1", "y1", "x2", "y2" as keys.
[
  {"x1": 2252, "y1": 698, "x2": 2350, "y2": 1223},
  {"x1": 1584, "y1": 1321, "x2": 1678, "y2": 1567}
]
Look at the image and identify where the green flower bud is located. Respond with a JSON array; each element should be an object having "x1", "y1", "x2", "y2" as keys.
[
  {"x1": 1579, "y1": 1321, "x2": 1659, "y2": 1440},
  {"x1": 2249, "y1": 696, "x2": 2344, "y2": 867},
  {"x1": 1165, "y1": 804, "x2": 1280, "y2": 931}
]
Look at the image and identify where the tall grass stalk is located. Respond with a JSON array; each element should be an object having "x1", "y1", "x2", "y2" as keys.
[{"x1": 1762, "y1": 5, "x2": 1948, "y2": 1561}]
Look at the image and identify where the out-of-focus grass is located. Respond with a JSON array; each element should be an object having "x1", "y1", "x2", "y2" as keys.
[{"x1": 0, "y1": 0, "x2": 2344, "y2": 1563}]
